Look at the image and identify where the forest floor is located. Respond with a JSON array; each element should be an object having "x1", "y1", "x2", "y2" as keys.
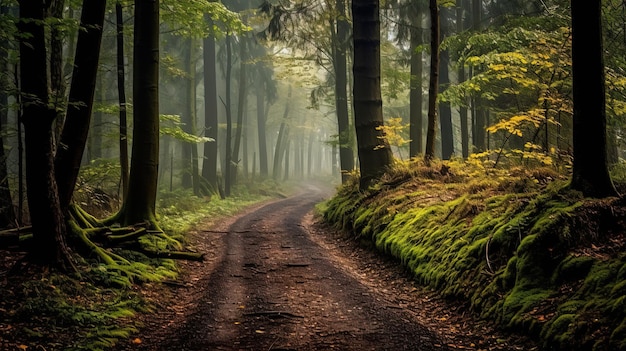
[{"x1": 108, "y1": 183, "x2": 539, "y2": 351}]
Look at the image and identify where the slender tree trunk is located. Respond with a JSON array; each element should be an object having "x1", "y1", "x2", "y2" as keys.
[
  {"x1": 54, "y1": 0, "x2": 107, "y2": 213},
  {"x1": 231, "y1": 37, "x2": 247, "y2": 186},
  {"x1": 18, "y1": 1, "x2": 71, "y2": 267},
  {"x1": 272, "y1": 86, "x2": 291, "y2": 180},
  {"x1": 425, "y1": 0, "x2": 440, "y2": 163},
  {"x1": 0, "y1": 8, "x2": 14, "y2": 228},
  {"x1": 202, "y1": 21, "x2": 218, "y2": 190},
  {"x1": 116, "y1": 1, "x2": 129, "y2": 199},
  {"x1": 409, "y1": 16, "x2": 424, "y2": 158},
  {"x1": 121, "y1": 0, "x2": 160, "y2": 224},
  {"x1": 471, "y1": 0, "x2": 485, "y2": 152},
  {"x1": 224, "y1": 34, "x2": 233, "y2": 197},
  {"x1": 352, "y1": 0, "x2": 393, "y2": 188},
  {"x1": 256, "y1": 66, "x2": 269, "y2": 177},
  {"x1": 334, "y1": 0, "x2": 354, "y2": 182},
  {"x1": 457, "y1": 0, "x2": 469, "y2": 158},
  {"x1": 439, "y1": 50, "x2": 453, "y2": 159},
  {"x1": 569, "y1": 0, "x2": 617, "y2": 198},
  {"x1": 181, "y1": 39, "x2": 199, "y2": 195}
]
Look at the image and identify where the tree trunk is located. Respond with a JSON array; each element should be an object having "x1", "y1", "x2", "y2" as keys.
[
  {"x1": 49, "y1": 0, "x2": 66, "y2": 146},
  {"x1": 18, "y1": 1, "x2": 71, "y2": 267},
  {"x1": 202, "y1": 21, "x2": 219, "y2": 190},
  {"x1": 352, "y1": 0, "x2": 393, "y2": 188},
  {"x1": 272, "y1": 86, "x2": 291, "y2": 181},
  {"x1": 116, "y1": 1, "x2": 129, "y2": 199},
  {"x1": 439, "y1": 51, "x2": 453, "y2": 160},
  {"x1": 181, "y1": 39, "x2": 199, "y2": 195},
  {"x1": 54, "y1": 0, "x2": 107, "y2": 213},
  {"x1": 231, "y1": 36, "x2": 247, "y2": 186},
  {"x1": 224, "y1": 34, "x2": 233, "y2": 197},
  {"x1": 424, "y1": 0, "x2": 440, "y2": 163},
  {"x1": 334, "y1": 0, "x2": 354, "y2": 182},
  {"x1": 256, "y1": 66, "x2": 269, "y2": 177},
  {"x1": 409, "y1": 16, "x2": 424, "y2": 158},
  {"x1": 471, "y1": 0, "x2": 485, "y2": 152},
  {"x1": 457, "y1": 0, "x2": 469, "y2": 159},
  {"x1": 0, "y1": 5, "x2": 14, "y2": 228},
  {"x1": 569, "y1": 0, "x2": 617, "y2": 198},
  {"x1": 121, "y1": 0, "x2": 160, "y2": 224}
]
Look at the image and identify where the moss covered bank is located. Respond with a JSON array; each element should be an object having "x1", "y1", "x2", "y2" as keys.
[{"x1": 322, "y1": 162, "x2": 626, "y2": 350}]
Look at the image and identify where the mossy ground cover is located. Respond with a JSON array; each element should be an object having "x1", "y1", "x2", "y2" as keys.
[
  {"x1": 0, "y1": 181, "x2": 282, "y2": 351},
  {"x1": 323, "y1": 159, "x2": 626, "y2": 351}
]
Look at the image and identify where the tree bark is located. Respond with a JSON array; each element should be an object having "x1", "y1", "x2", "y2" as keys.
[
  {"x1": 116, "y1": 1, "x2": 129, "y2": 199},
  {"x1": 335, "y1": 0, "x2": 354, "y2": 182},
  {"x1": 122, "y1": 0, "x2": 160, "y2": 224},
  {"x1": 55, "y1": 0, "x2": 107, "y2": 213},
  {"x1": 352, "y1": 0, "x2": 393, "y2": 188},
  {"x1": 424, "y1": 0, "x2": 440, "y2": 163},
  {"x1": 409, "y1": 16, "x2": 424, "y2": 158},
  {"x1": 18, "y1": 1, "x2": 71, "y2": 267},
  {"x1": 224, "y1": 34, "x2": 233, "y2": 197},
  {"x1": 202, "y1": 19, "x2": 219, "y2": 189},
  {"x1": 439, "y1": 8, "x2": 453, "y2": 160},
  {"x1": 232, "y1": 36, "x2": 248, "y2": 186},
  {"x1": 256, "y1": 66, "x2": 269, "y2": 177},
  {"x1": 569, "y1": 0, "x2": 617, "y2": 198}
]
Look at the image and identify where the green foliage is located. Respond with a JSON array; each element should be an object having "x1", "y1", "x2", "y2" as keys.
[
  {"x1": 323, "y1": 160, "x2": 626, "y2": 350},
  {"x1": 160, "y1": 0, "x2": 250, "y2": 38},
  {"x1": 160, "y1": 114, "x2": 214, "y2": 143}
]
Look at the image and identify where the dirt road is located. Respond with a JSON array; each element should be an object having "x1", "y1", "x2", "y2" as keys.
[{"x1": 116, "y1": 185, "x2": 535, "y2": 351}]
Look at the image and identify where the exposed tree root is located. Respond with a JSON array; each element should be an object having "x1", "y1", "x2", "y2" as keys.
[{"x1": 0, "y1": 204, "x2": 204, "y2": 267}]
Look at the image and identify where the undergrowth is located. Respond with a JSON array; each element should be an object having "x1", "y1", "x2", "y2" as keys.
[{"x1": 323, "y1": 158, "x2": 626, "y2": 351}]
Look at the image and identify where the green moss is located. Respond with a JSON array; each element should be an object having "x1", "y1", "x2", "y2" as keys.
[{"x1": 322, "y1": 163, "x2": 626, "y2": 350}]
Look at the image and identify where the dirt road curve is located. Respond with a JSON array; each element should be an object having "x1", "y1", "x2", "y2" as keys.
[{"x1": 116, "y1": 184, "x2": 534, "y2": 351}]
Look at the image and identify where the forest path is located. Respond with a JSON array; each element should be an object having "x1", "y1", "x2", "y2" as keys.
[{"x1": 114, "y1": 184, "x2": 535, "y2": 351}]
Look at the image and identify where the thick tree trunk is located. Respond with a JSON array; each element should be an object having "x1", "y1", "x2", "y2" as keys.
[
  {"x1": 18, "y1": 1, "x2": 71, "y2": 267},
  {"x1": 569, "y1": 0, "x2": 617, "y2": 198},
  {"x1": 424, "y1": 0, "x2": 440, "y2": 163},
  {"x1": 202, "y1": 22, "x2": 219, "y2": 190},
  {"x1": 122, "y1": 0, "x2": 160, "y2": 224},
  {"x1": 54, "y1": 0, "x2": 107, "y2": 213},
  {"x1": 352, "y1": 0, "x2": 393, "y2": 188},
  {"x1": 471, "y1": 0, "x2": 485, "y2": 152},
  {"x1": 49, "y1": 0, "x2": 66, "y2": 145}
]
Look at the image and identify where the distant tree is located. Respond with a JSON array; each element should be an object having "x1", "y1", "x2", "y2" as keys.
[
  {"x1": 569, "y1": 0, "x2": 618, "y2": 198},
  {"x1": 18, "y1": 0, "x2": 71, "y2": 267},
  {"x1": 352, "y1": 0, "x2": 393, "y2": 187},
  {"x1": 202, "y1": 16, "x2": 219, "y2": 190},
  {"x1": 424, "y1": 0, "x2": 439, "y2": 163}
]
